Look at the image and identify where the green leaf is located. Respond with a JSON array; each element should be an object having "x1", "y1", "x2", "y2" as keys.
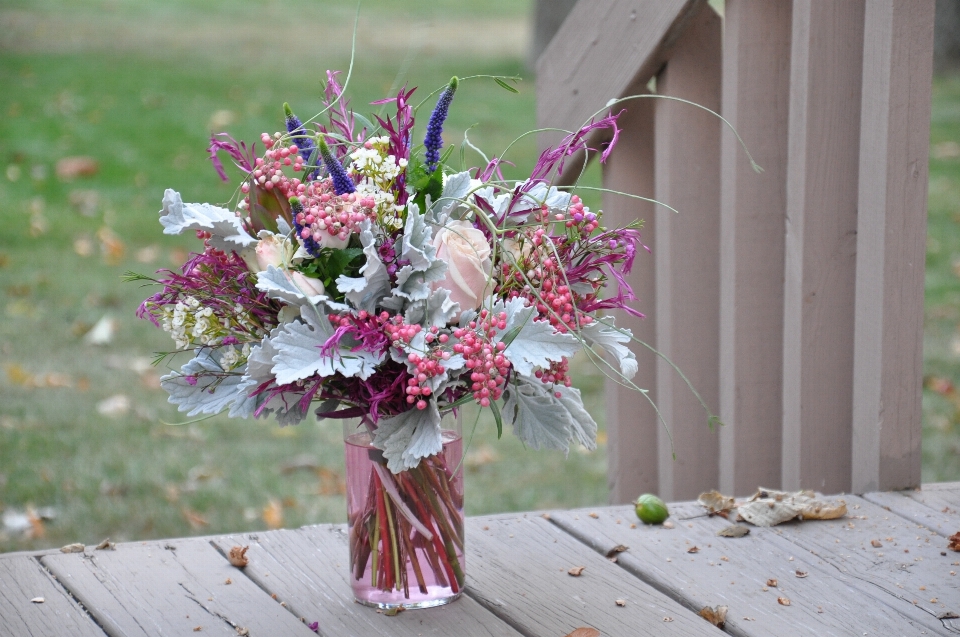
[
  {"x1": 494, "y1": 77, "x2": 520, "y2": 94},
  {"x1": 489, "y1": 397, "x2": 503, "y2": 439}
]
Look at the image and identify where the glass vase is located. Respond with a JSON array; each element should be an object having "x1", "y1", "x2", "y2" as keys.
[{"x1": 343, "y1": 413, "x2": 464, "y2": 609}]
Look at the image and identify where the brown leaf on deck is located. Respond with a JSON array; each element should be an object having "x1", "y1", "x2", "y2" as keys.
[
  {"x1": 948, "y1": 532, "x2": 960, "y2": 552},
  {"x1": 778, "y1": 596, "x2": 791, "y2": 606},
  {"x1": 615, "y1": 599, "x2": 626, "y2": 607},
  {"x1": 938, "y1": 611, "x2": 960, "y2": 620},
  {"x1": 568, "y1": 566, "x2": 586, "y2": 576},
  {"x1": 871, "y1": 539, "x2": 883, "y2": 548},
  {"x1": 30, "y1": 597, "x2": 44, "y2": 604},
  {"x1": 699, "y1": 605, "x2": 728, "y2": 629},
  {"x1": 95, "y1": 538, "x2": 115, "y2": 550},
  {"x1": 60, "y1": 543, "x2": 84, "y2": 553},
  {"x1": 795, "y1": 570, "x2": 808, "y2": 578},
  {"x1": 588, "y1": 512, "x2": 599, "y2": 519},
  {"x1": 766, "y1": 578, "x2": 778, "y2": 587},
  {"x1": 717, "y1": 525, "x2": 750, "y2": 538},
  {"x1": 687, "y1": 546, "x2": 700, "y2": 554},
  {"x1": 228, "y1": 546, "x2": 249, "y2": 568},
  {"x1": 698, "y1": 490, "x2": 736, "y2": 514},
  {"x1": 605, "y1": 544, "x2": 628, "y2": 558},
  {"x1": 565, "y1": 628, "x2": 600, "y2": 637}
]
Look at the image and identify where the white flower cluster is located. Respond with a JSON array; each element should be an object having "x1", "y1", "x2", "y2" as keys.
[
  {"x1": 219, "y1": 342, "x2": 252, "y2": 370},
  {"x1": 159, "y1": 297, "x2": 257, "y2": 363}
]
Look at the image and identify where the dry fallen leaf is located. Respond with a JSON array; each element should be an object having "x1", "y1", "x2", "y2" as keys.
[
  {"x1": 662, "y1": 617, "x2": 673, "y2": 623},
  {"x1": 605, "y1": 544, "x2": 628, "y2": 558},
  {"x1": 795, "y1": 570, "x2": 808, "y2": 578},
  {"x1": 767, "y1": 578, "x2": 778, "y2": 587},
  {"x1": 615, "y1": 599, "x2": 626, "y2": 607},
  {"x1": 60, "y1": 543, "x2": 84, "y2": 554},
  {"x1": 938, "y1": 611, "x2": 960, "y2": 620},
  {"x1": 564, "y1": 628, "x2": 600, "y2": 637},
  {"x1": 778, "y1": 596, "x2": 791, "y2": 606},
  {"x1": 687, "y1": 546, "x2": 700, "y2": 554},
  {"x1": 228, "y1": 546, "x2": 249, "y2": 568},
  {"x1": 871, "y1": 539, "x2": 883, "y2": 548},
  {"x1": 193, "y1": 627, "x2": 202, "y2": 632},
  {"x1": 30, "y1": 597, "x2": 44, "y2": 604},
  {"x1": 717, "y1": 525, "x2": 750, "y2": 538},
  {"x1": 95, "y1": 538, "x2": 115, "y2": 551},
  {"x1": 699, "y1": 605, "x2": 728, "y2": 629},
  {"x1": 588, "y1": 512, "x2": 599, "y2": 519},
  {"x1": 263, "y1": 500, "x2": 284, "y2": 530},
  {"x1": 225, "y1": 578, "x2": 232, "y2": 585},
  {"x1": 568, "y1": 566, "x2": 585, "y2": 576},
  {"x1": 698, "y1": 490, "x2": 736, "y2": 514},
  {"x1": 948, "y1": 532, "x2": 960, "y2": 552}
]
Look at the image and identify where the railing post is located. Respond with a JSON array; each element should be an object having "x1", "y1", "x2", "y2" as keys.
[
  {"x1": 718, "y1": 0, "x2": 793, "y2": 497},
  {"x1": 782, "y1": 0, "x2": 866, "y2": 493},
  {"x1": 852, "y1": 0, "x2": 933, "y2": 493},
  {"x1": 653, "y1": 2, "x2": 722, "y2": 501},
  {"x1": 602, "y1": 94, "x2": 658, "y2": 503}
]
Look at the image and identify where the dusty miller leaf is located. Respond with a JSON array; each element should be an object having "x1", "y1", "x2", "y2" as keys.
[
  {"x1": 502, "y1": 376, "x2": 597, "y2": 453},
  {"x1": 257, "y1": 265, "x2": 346, "y2": 309},
  {"x1": 270, "y1": 307, "x2": 382, "y2": 384},
  {"x1": 495, "y1": 299, "x2": 580, "y2": 376},
  {"x1": 335, "y1": 220, "x2": 391, "y2": 313},
  {"x1": 372, "y1": 402, "x2": 443, "y2": 472},
  {"x1": 581, "y1": 319, "x2": 638, "y2": 380},
  {"x1": 159, "y1": 189, "x2": 255, "y2": 251},
  {"x1": 160, "y1": 349, "x2": 258, "y2": 418}
]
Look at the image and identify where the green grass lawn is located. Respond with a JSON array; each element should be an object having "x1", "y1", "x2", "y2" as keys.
[{"x1": 1, "y1": 1, "x2": 958, "y2": 554}]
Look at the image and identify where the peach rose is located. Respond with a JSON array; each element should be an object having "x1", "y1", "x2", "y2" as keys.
[{"x1": 432, "y1": 220, "x2": 492, "y2": 315}]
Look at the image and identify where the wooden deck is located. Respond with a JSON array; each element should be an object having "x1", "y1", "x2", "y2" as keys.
[{"x1": 2, "y1": 484, "x2": 958, "y2": 636}]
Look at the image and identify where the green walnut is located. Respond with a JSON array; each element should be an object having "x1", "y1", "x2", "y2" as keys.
[{"x1": 634, "y1": 494, "x2": 669, "y2": 524}]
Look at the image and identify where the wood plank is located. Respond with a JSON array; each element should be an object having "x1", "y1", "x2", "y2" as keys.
[
  {"x1": 863, "y1": 488, "x2": 960, "y2": 539},
  {"x1": 549, "y1": 504, "x2": 949, "y2": 636},
  {"x1": 717, "y1": 0, "x2": 792, "y2": 497},
  {"x1": 772, "y1": 495, "x2": 960, "y2": 634},
  {"x1": 851, "y1": 0, "x2": 934, "y2": 493},
  {"x1": 41, "y1": 538, "x2": 314, "y2": 636},
  {"x1": 211, "y1": 525, "x2": 522, "y2": 637},
  {"x1": 536, "y1": 0, "x2": 702, "y2": 152},
  {"x1": 601, "y1": 92, "x2": 659, "y2": 503},
  {"x1": 653, "y1": 1, "x2": 722, "y2": 501},
  {"x1": 464, "y1": 513, "x2": 722, "y2": 636},
  {"x1": 781, "y1": 0, "x2": 866, "y2": 493},
  {"x1": 0, "y1": 556, "x2": 106, "y2": 637}
]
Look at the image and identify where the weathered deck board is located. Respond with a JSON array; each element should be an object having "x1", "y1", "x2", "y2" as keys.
[
  {"x1": 464, "y1": 513, "x2": 722, "y2": 636},
  {"x1": 211, "y1": 525, "x2": 521, "y2": 637},
  {"x1": 41, "y1": 539, "x2": 314, "y2": 636},
  {"x1": 863, "y1": 488, "x2": 960, "y2": 539},
  {"x1": 0, "y1": 556, "x2": 105, "y2": 637},
  {"x1": 549, "y1": 504, "x2": 945, "y2": 637},
  {"x1": 769, "y1": 495, "x2": 960, "y2": 633}
]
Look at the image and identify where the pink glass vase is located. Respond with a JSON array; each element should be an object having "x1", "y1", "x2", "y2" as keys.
[{"x1": 343, "y1": 414, "x2": 464, "y2": 609}]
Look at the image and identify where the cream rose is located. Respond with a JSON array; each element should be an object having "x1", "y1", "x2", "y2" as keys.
[
  {"x1": 289, "y1": 271, "x2": 325, "y2": 297},
  {"x1": 432, "y1": 219, "x2": 493, "y2": 316},
  {"x1": 241, "y1": 233, "x2": 296, "y2": 273}
]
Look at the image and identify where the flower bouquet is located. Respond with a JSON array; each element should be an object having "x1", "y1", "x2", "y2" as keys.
[{"x1": 133, "y1": 71, "x2": 644, "y2": 608}]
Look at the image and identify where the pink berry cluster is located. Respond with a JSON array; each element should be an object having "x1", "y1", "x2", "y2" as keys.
[
  {"x1": 453, "y1": 310, "x2": 510, "y2": 407},
  {"x1": 292, "y1": 179, "x2": 376, "y2": 244},
  {"x1": 382, "y1": 316, "x2": 456, "y2": 410}
]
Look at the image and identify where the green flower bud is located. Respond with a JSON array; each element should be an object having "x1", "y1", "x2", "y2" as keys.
[{"x1": 634, "y1": 494, "x2": 669, "y2": 525}]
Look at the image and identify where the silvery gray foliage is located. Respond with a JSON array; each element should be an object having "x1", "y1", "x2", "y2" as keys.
[
  {"x1": 372, "y1": 400, "x2": 443, "y2": 472},
  {"x1": 159, "y1": 189, "x2": 256, "y2": 252},
  {"x1": 392, "y1": 260, "x2": 447, "y2": 302},
  {"x1": 336, "y1": 221, "x2": 391, "y2": 313},
  {"x1": 404, "y1": 288, "x2": 460, "y2": 328},
  {"x1": 580, "y1": 319, "x2": 638, "y2": 380},
  {"x1": 160, "y1": 349, "x2": 260, "y2": 418},
  {"x1": 397, "y1": 203, "x2": 436, "y2": 271},
  {"x1": 428, "y1": 171, "x2": 474, "y2": 225},
  {"x1": 270, "y1": 306, "x2": 383, "y2": 384},
  {"x1": 257, "y1": 265, "x2": 346, "y2": 309},
  {"x1": 234, "y1": 327, "x2": 305, "y2": 424},
  {"x1": 502, "y1": 376, "x2": 597, "y2": 454}
]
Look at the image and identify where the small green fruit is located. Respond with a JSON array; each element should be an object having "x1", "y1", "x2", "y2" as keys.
[{"x1": 634, "y1": 494, "x2": 669, "y2": 524}]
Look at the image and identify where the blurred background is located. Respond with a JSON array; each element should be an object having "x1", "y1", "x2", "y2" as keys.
[{"x1": 1, "y1": 0, "x2": 959, "y2": 553}]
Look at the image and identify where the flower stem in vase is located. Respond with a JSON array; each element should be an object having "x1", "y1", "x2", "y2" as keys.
[{"x1": 344, "y1": 428, "x2": 464, "y2": 608}]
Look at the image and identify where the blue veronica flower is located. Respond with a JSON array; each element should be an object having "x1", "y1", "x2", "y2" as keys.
[
  {"x1": 319, "y1": 138, "x2": 355, "y2": 195},
  {"x1": 423, "y1": 77, "x2": 458, "y2": 172}
]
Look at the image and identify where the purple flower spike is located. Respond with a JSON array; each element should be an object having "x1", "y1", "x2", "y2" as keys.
[
  {"x1": 284, "y1": 103, "x2": 317, "y2": 167},
  {"x1": 423, "y1": 77, "x2": 458, "y2": 172},
  {"x1": 319, "y1": 138, "x2": 355, "y2": 195},
  {"x1": 290, "y1": 197, "x2": 322, "y2": 257}
]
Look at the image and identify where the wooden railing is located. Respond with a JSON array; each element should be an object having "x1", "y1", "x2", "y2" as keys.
[{"x1": 537, "y1": 0, "x2": 935, "y2": 502}]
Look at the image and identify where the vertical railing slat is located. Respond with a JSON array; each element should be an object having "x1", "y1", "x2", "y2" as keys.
[
  {"x1": 718, "y1": 0, "x2": 793, "y2": 497},
  {"x1": 602, "y1": 94, "x2": 658, "y2": 504},
  {"x1": 653, "y1": 3, "x2": 722, "y2": 501},
  {"x1": 851, "y1": 0, "x2": 933, "y2": 493},
  {"x1": 782, "y1": 0, "x2": 866, "y2": 493}
]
